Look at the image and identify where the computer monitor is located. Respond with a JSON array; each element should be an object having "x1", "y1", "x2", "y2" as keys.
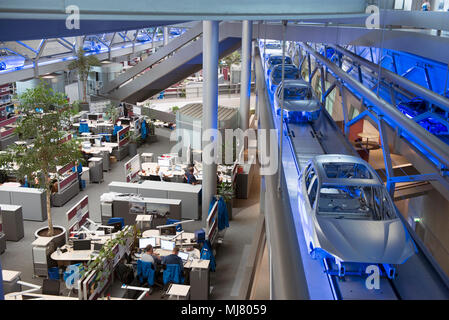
[
  {"x1": 73, "y1": 239, "x2": 91, "y2": 251},
  {"x1": 161, "y1": 239, "x2": 175, "y2": 251},
  {"x1": 139, "y1": 237, "x2": 156, "y2": 249},
  {"x1": 42, "y1": 279, "x2": 60, "y2": 296},
  {"x1": 93, "y1": 242, "x2": 104, "y2": 251},
  {"x1": 178, "y1": 251, "x2": 189, "y2": 262},
  {"x1": 88, "y1": 114, "x2": 98, "y2": 121}
]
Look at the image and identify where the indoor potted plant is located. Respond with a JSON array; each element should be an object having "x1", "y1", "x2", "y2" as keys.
[
  {"x1": 68, "y1": 47, "x2": 101, "y2": 111},
  {"x1": 0, "y1": 82, "x2": 83, "y2": 240},
  {"x1": 217, "y1": 181, "x2": 235, "y2": 221}
]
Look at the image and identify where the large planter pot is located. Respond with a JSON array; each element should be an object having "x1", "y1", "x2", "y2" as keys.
[
  {"x1": 129, "y1": 142, "x2": 138, "y2": 157},
  {"x1": 35, "y1": 225, "x2": 67, "y2": 249}
]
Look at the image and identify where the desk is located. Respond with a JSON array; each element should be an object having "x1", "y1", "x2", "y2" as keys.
[
  {"x1": 189, "y1": 259, "x2": 210, "y2": 299},
  {"x1": 50, "y1": 246, "x2": 98, "y2": 266},
  {"x1": 167, "y1": 284, "x2": 190, "y2": 300},
  {"x1": 50, "y1": 233, "x2": 116, "y2": 265},
  {"x1": 153, "y1": 248, "x2": 200, "y2": 260},
  {"x1": 142, "y1": 229, "x2": 196, "y2": 247},
  {"x1": 2, "y1": 269, "x2": 21, "y2": 294}
]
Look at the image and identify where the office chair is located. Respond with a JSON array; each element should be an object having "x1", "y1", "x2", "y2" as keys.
[
  {"x1": 136, "y1": 260, "x2": 155, "y2": 295},
  {"x1": 161, "y1": 264, "x2": 184, "y2": 299},
  {"x1": 166, "y1": 219, "x2": 182, "y2": 232},
  {"x1": 79, "y1": 122, "x2": 89, "y2": 134},
  {"x1": 107, "y1": 217, "x2": 125, "y2": 229}
]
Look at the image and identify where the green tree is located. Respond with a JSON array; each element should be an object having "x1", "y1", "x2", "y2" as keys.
[
  {"x1": 0, "y1": 82, "x2": 82, "y2": 236},
  {"x1": 68, "y1": 47, "x2": 101, "y2": 103},
  {"x1": 222, "y1": 50, "x2": 241, "y2": 68}
]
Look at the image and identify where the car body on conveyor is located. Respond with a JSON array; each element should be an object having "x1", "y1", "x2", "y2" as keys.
[
  {"x1": 0, "y1": 52, "x2": 25, "y2": 71},
  {"x1": 297, "y1": 154, "x2": 416, "y2": 267},
  {"x1": 268, "y1": 64, "x2": 300, "y2": 93},
  {"x1": 261, "y1": 40, "x2": 283, "y2": 60},
  {"x1": 274, "y1": 79, "x2": 321, "y2": 122},
  {"x1": 266, "y1": 55, "x2": 292, "y2": 76}
]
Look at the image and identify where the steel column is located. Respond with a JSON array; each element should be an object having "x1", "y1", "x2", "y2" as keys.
[
  {"x1": 339, "y1": 83, "x2": 350, "y2": 137},
  {"x1": 378, "y1": 116, "x2": 396, "y2": 197},
  {"x1": 164, "y1": 26, "x2": 169, "y2": 46},
  {"x1": 301, "y1": 42, "x2": 449, "y2": 171},
  {"x1": 239, "y1": 20, "x2": 252, "y2": 131},
  {"x1": 202, "y1": 21, "x2": 219, "y2": 222}
]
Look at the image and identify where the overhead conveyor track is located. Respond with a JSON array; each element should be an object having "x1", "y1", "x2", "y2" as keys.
[{"x1": 256, "y1": 39, "x2": 449, "y2": 298}]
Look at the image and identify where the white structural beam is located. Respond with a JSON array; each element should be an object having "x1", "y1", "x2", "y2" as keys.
[
  {"x1": 239, "y1": 20, "x2": 252, "y2": 131},
  {"x1": 201, "y1": 20, "x2": 219, "y2": 223}
]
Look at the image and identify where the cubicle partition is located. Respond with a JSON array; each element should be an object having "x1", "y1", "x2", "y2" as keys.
[
  {"x1": 206, "y1": 201, "x2": 218, "y2": 246},
  {"x1": 124, "y1": 155, "x2": 140, "y2": 183},
  {"x1": 109, "y1": 181, "x2": 202, "y2": 220},
  {"x1": 100, "y1": 193, "x2": 181, "y2": 225},
  {"x1": 0, "y1": 117, "x2": 18, "y2": 150},
  {"x1": 77, "y1": 225, "x2": 134, "y2": 300},
  {"x1": 66, "y1": 196, "x2": 89, "y2": 234},
  {"x1": 112, "y1": 126, "x2": 129, "y2": 161},
  {"x1": 0, "y1": 186, "x2": 47, "y2": 221},
  {"x1": 51, "y1": 162, "x2": 79, "y2": 207}
]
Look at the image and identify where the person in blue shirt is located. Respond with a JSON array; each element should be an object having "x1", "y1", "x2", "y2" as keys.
[
  {"x1": 184, "y1": 167, "x2": 198, "y2": 185},
  {"x1": 74, "y1": 161, "x2": 83, "y2": 190},
  {"x1": 162, "y1": 246, "x2": 184, "y2": 272}
]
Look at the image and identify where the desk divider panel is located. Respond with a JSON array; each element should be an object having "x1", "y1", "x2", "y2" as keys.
[
  {"x1": 124, "y1": 154, "x2": 141, "y2": 183},
  {"x1": 66, "y1": 195, "x2": 89, "y2": 234},
  {"x1": 206, "y1": 201, "x2": 219, "y2": 246},
  {"x1": 77, "y1": 225, "x2": 134, "y2": 300}
]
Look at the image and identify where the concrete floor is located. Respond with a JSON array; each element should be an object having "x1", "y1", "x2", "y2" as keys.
[{"x1": 0, "y1": 127, "x2": 268, "y2": 300}]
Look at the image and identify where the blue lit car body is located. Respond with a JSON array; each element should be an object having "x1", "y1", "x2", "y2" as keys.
[
  {"x1": 0, "y1": 54, "x2": 25, "y2": 71},
  {"x1": 266, "y1": 55, "x2": 292, "y2": 76},
  {"x1": 274, "y1": 79, "x2": 321, "y2": 122},
  {"x1": 268, "y1": 64, "x2": 300, "y2": 93}
]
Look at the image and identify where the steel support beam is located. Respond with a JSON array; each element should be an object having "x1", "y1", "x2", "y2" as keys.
[
  {"x1": 330, "y1": 45, "x2": 449, "y2": 114},
  {"x1": 164, "y1": 27, "x2": 169, "y2": 46},
  {"x1": 201, "y1": 20, "x2": 219, "y2": 223},
  {"x1": 301, "y1": 42, "x2": 449, "y2": 173},
  {"x1": 239, "y1": 20, "x2": 252, "y2": 131},
  {"x1": 378, "y1": 116, "x2": 396, "y2": 197}
]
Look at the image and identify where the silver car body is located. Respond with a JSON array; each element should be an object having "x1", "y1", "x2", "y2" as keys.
[
  {"x1": 274, "y1": 79, "x2": 321, "y2": 121},
  {"x1": 297, "y1": 154, "x2": 416, "y2": 265}
]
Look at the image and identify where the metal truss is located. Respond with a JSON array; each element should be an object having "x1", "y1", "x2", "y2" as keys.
[
  {"x1": 0, "y1": 25, "x2": 187, "y2": 86},
  {"x1": 296, "y1": 41, "x2": 449, "y2": 200}
]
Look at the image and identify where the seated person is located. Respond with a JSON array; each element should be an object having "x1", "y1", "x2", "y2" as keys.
[
  {"x1": 155, "y1": 165, "x2": 168, "y2": 181},
  {"x1": 185, "y1": 167, "x2": 198, "y2": 185},
  {"x1": 140, "y1": 244, "x2": 161, "y2": 265},
  {"x1": 162, "y1": 246, "x2": 184, "y2": 273}
]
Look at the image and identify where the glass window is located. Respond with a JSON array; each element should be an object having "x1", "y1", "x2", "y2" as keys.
[
  {"x1": 265, "y1": 43, "x2": 281, "y2": 49},
  {"x1": 322, "y1": 162, "x2": 372, "y2": 179},
  {"x1": 284, "y1": 86, "x2": 313, "y2": 100},
  {"x1": 317, "y1": 185, "x2": 395, "y2": 220},
  {"x1": 308, "y1": 176, "x2": 318, "y2": 207}
]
